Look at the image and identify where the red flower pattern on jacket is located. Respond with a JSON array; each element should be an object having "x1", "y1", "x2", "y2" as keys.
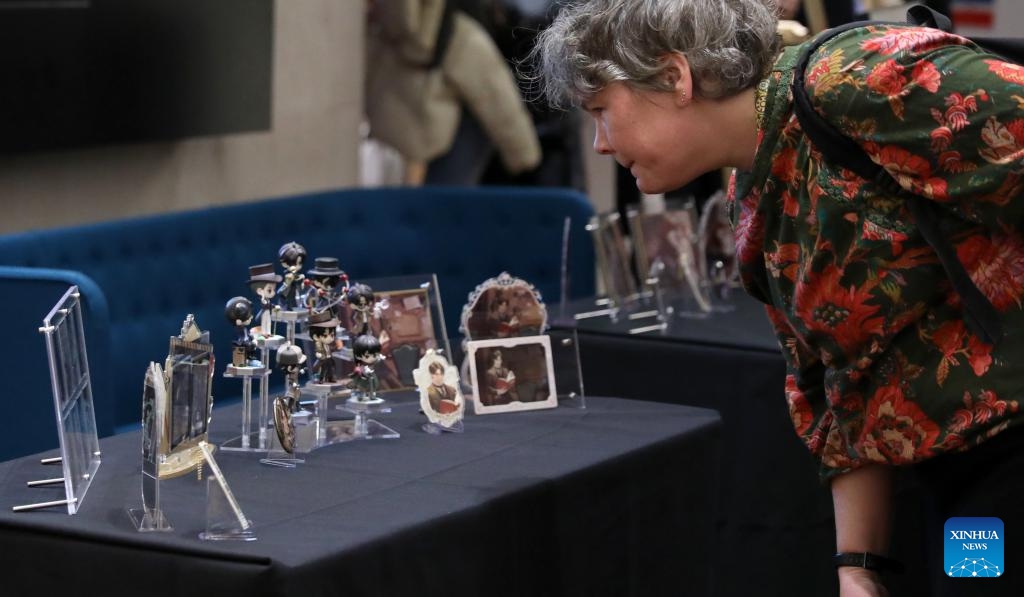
[
  {"x1": 861, "y1": 382, "x2": 940, "y2": 463},
  {"x1": 731, "y1": 25, "x2": 1024, "y2": 478}
]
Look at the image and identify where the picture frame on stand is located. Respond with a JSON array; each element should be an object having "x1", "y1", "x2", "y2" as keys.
[{"x1": 466, "y1": 335, "x2": 558, "y2": 415}]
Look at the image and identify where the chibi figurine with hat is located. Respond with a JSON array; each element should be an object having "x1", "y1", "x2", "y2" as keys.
[
  {"x1": 247, "y1": 263, "x2": 282, "y2": 338},
  {"x1": 350, "y1": 333, "x2": 385, "y2": 403},
  {"x1": 277, "y1": 242, "x2": 307, "y2": 310},
  {"x1": 304, "y1": 256, "x2": 349, "y2": 315},
  {"x1": 225, "y1": 296, "x2": 260, "y2": 367},
  {"x1": 308, "y1": 308, "x2": 342, "y2": 384},
  {"x1": 272, "y1": 343, "x2": 307, "y2": 454}
]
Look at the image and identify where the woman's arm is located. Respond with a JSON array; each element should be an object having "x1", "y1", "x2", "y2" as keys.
[{"x1": 831, "y1": 464, "x2": 894, "y2": 597}]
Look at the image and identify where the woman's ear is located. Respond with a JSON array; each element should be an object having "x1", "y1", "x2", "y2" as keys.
[{"x1": 662, "y1": 52, "x2": 693, "y2": 104}]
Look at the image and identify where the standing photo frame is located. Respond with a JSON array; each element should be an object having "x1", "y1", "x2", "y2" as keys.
[
  {"x1": 466, "y1": 335, "x2": 558, "y2": 415},
  {"x1": 588, "y1": 212, "x2": 638, "y2": 306},
  {"x1": 628, "y1": 204, "x2": 710, "y2": 313},
  {"x1": 336, "y1": 274, "x2": 451, "y2": 393},
  {"x1": 460, "y1": 272, "x2": 548, "y2": 341}
]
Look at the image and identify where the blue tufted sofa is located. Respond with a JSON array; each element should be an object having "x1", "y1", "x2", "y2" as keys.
[{"x1": 0, "y1": 186, "x2": 595, "y2": 460}]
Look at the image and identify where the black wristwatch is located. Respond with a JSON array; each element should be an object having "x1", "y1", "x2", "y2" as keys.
[{"x1": 833, "y1": 552, "x2": 905, "y2": 574}]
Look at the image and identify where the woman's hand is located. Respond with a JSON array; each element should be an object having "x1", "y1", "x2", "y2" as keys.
[{"x1": 838, "y1": 567, "x2": 888, "y2": 597}]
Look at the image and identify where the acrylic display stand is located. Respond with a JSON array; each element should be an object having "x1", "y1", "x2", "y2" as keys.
[
  {"x1": 270, "y1": 309, "x2": 308, "y2": 345},
  {"x1": 301, "y1": 382, "x2": 355, "y2": 448},
  {"x1": 256, "y1": 336, "x2": 285, "y2": 447},
  {"x1": 14, "y1": 286, "x2": 102, "y2": 514},
  {"x1": 220, "y1": 365, "x2": 271, "y2": 452},
  {"x1": 128, "y1": 362, "x2": 173, "y2": 531},
  {"x1": 260, "y1": 407, "x2": 311, "y2": 467},
  {"x1": 422, "y1": 420, "x2": 464, "y2": 435},
  {"x1": 329, "y1": 397, "x2": 400, "y2": 443},
  {"x1": 197, "y1": 442, "x2": 256, "y2": 541},
  {"x1": 549, "y1": 327, "x2": 586, "y2": 409}
]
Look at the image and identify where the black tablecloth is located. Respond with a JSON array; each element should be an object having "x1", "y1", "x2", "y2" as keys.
[
  {"x1": 562, "y1": 294, "x2": 838, "y2": 596},
  {"x1": 0, "y1": 396, "x2": 720, "y2": 597}
]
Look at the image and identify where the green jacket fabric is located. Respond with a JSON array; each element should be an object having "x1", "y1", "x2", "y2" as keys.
[{"x1": 730, "y1": 24, "x2": 1024, "y2": 479}]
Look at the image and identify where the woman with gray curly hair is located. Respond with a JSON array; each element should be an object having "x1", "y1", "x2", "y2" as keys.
[{"x1": 534, "y1": 1, "x2": 1024, "y2": 596}]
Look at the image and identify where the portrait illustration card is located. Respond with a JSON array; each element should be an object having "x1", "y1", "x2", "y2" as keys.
[
  {"x1": 413, "y1": 350, "x2": 464, "y2": 429},
  {"x1": 466, "y1": 335, "x2": 558, "y2": 415}
]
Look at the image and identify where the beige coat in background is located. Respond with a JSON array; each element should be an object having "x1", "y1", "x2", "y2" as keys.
[{"x1": 365, "y1": 0, "x2": 541, "y2": 174}]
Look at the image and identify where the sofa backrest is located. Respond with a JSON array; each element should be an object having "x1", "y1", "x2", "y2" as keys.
[{"x1": 0, "y1": 186, "x2": 595, "y2": 432}]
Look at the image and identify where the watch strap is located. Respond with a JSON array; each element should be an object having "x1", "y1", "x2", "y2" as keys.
[{"x1": 833, "y1": 552, "x2": 905, "y2": 574}]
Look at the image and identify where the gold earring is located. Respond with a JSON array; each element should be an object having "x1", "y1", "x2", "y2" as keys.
[{"x1": 681, "y1": 91, "x2": 687, "y2": 100}]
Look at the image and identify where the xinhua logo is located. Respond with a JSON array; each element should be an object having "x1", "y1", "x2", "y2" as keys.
[{"x1": 944, "y1": 517, "x2": 1004, "y2": 578}]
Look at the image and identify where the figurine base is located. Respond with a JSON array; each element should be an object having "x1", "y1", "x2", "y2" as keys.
[
  {"x1": 319, "y1": 418, "x2": 400, "y2": 444},
  {"x1": 422, "y1": 420, "x2": 464, "y2": 435},
  {"x1": 128, "y1": 507, "x2": 173, "y2": 533}
]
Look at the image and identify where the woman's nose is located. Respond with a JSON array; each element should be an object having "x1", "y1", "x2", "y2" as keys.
[{"x1": 593, "y1": 125, "x2": 612, "y2": 155}]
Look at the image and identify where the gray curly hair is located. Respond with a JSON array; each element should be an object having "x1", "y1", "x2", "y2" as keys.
[{"x1": 531, "y1": 0, "x2": 780, "y2": 109}]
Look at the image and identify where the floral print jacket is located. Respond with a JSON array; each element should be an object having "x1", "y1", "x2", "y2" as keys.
[{"x1": 729, "y1": 24, "x2": 1024, "y2": 480}]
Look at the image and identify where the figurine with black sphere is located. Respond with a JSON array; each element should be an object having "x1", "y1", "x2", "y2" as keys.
[
  {"x1": 272, "y1": 343, "x2": 306, "y2": 455},
  {"x1": 225, "y1": 296, "x2": 260, "y2": 367}
]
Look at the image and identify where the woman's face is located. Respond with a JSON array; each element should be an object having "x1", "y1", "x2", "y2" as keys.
[{"x1": 585, "y1": 82, "x2": 703, "y2": 194}]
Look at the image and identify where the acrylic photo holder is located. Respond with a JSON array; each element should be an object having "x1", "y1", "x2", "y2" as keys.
[
  {"x1": 336, "y1": 273, "x2": 452, "y2": 392},
  {"x1": 466, "y1": 335, "x2": 559, "y2": 415},
  {"x1": 128, "y1": 362, "x2": 173, "y2": 531},
  {"x1": 15, "y1": 286, "x2": 102, "y2": 514},
  {"x1": 548, "y1": 328, "x2": 586, "y2": 409},
  {"x1": 584, "y1": 212, "x2": 639, "y2": 321},
  {"x1": 198, "y1": 441, "x2": 255, "y2": 541}
]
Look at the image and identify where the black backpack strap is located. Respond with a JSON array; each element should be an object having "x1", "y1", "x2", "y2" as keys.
[
  {"x1": 790, "y1": 11, "x2": 1004, "y2": 345},
  {"x1": 428, "y1": 1, "x2": 457, "y2": 69}
]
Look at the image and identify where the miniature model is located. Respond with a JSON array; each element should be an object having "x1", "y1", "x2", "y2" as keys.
[
  {"x1": 426, "y1": 361, "x2": 459, "y2": 414},
  {"x1": 350, "y1": 333, "x2": 384, "y2": 403},
  {"x1": 272, "y1": 343, "x2": 306, "y2": 454},
  {"x1": 307, "y1": 309, "x2": 341, "y2": 384},
  {"x1": 247, "y1": 263, "x2": 282, "y2": 337},
  {"x1": 303, "y1": 257, "x2": 348, "y2": 314},
  {"x1": 224, "y1": 296, "x2": 259, "y2": 367},
  {"x1": 482, "y1": 349, "x2": 517, "y2": 405},
  {"x1": 276, "y1": 242, "x2": 307, "y2": 310},
  {"x1": 346, "y1": 283, "x2": 376, "y2": 335}
]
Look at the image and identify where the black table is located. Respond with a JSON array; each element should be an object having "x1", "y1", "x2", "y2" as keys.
[
  {"x1": 562, "y1": 294, "x2": 838, "y2": 596},
  {"x1": 0, "y1": 396, "x2": 720, "y2": 597}
]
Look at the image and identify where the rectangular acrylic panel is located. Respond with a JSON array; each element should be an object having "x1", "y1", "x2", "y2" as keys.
[
  {"x1": 41, "y1": 286, "x2": 101, "y2": 515},
  {"x1": 337, "y1": 273, "x2": 452, "y2": 392}
]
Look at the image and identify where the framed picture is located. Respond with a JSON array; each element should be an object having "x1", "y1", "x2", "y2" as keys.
[
  {"x1": 588, "y1": 212, "x2": 638, "y2": 305},
  {"x1": 466, "y1": 335, "x2": 558, "y2": 415},
  {"x1": 460, "y1": 272, "x2": 547, "y2": 341},
  {"x1": 336, "y1": 274, "x2": 450, "y2": 393},
  {"x1": 697, "y1": 191, "x2": 740, "y2": 290},
  {"x1": 413, "y1": 350, "x2": 464, "y2": 429},
  {"x1": 628, "y1": 204, "x2": 710, "y2": 311}
]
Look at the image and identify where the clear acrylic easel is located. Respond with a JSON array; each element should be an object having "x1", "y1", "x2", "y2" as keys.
[
  {"x1": 197, "y1": 442, "x2": 256, "y2": 541},
  {"x1": 14, "y1": 286, "x2": 102, "y2": 514}
]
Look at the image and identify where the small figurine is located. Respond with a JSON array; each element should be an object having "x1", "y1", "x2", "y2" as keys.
[
  {"x1": 350, "y1": 333, "x2": 384, "y2": 403},
  {"x1": 224, "y1": 296, "x2": 259, "y2": 367},
  {"x1": 247, "y1": 263, "x2": 282, "y2": 338},
  {"x1": 346, "y1": 283, "x2": 376, "y2": 336},
  {"x1": 303, "y1": 257, "x2": 348, "y2": 314},
  {"x1": 272, "y1": 343, "x2": 307, "y2": 454},
  {"x1": 307, "y1": 309, "x2": 341, "y2": 384},
  {"x1": 276, "y1": 242, "x2": 307, "y2": 310}
]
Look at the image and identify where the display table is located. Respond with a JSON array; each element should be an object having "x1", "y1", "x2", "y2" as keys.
[
  {"x1": 561, "y1": 294, "x2": 837, "y2": 596},
  {"x1": 0, "y1": 396, "x2": 720, "y2": 597}
]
